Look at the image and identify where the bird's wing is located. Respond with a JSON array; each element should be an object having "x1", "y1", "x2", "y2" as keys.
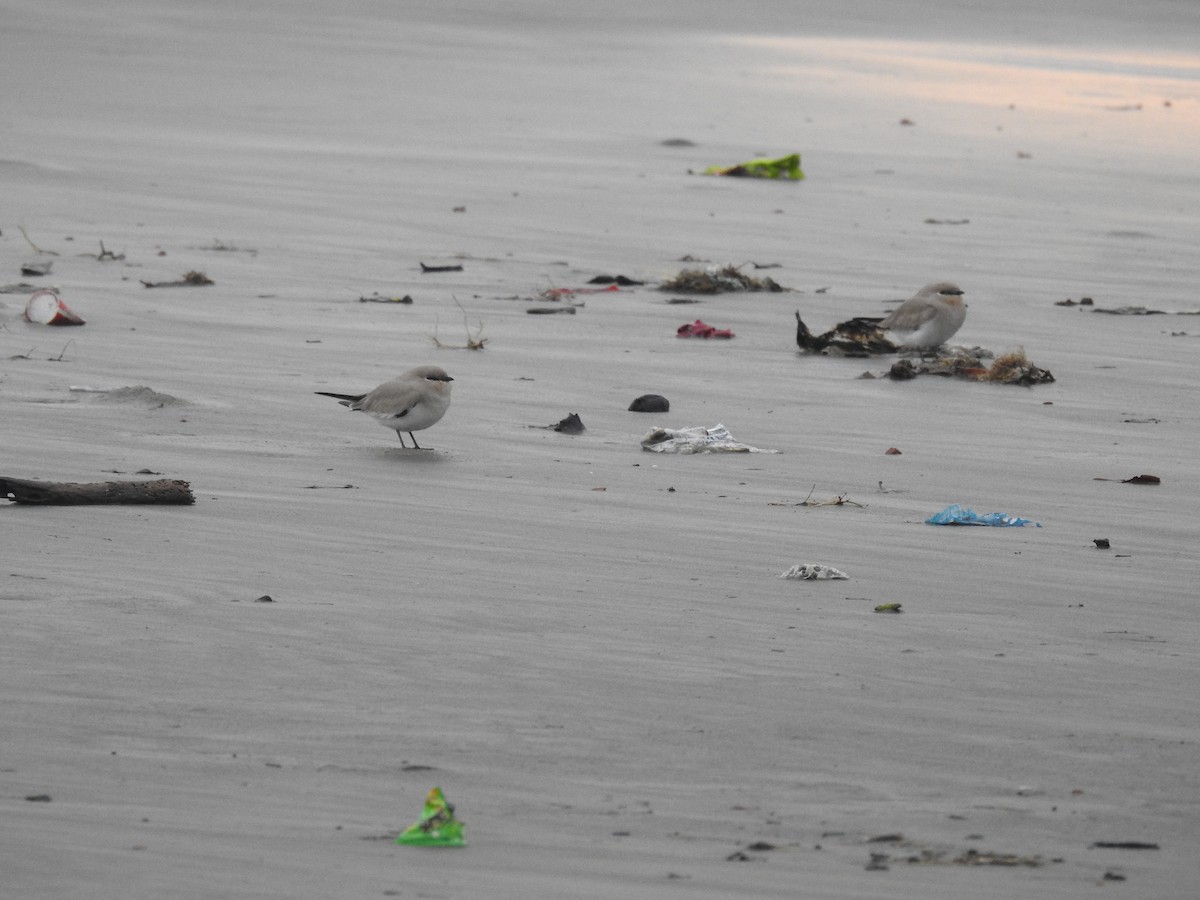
[
  {"x1": 357, "y1": 379, "x2": 425, "y2": 420},
  {"x1": 880, "y1": 301, "x2": 939, "y2": 331}
]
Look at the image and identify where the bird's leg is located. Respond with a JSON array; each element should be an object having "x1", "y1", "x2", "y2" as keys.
[
  {"x1": 409, "y1": 433, "x2": 423, "y2": 450},
  {"x1": 396, "y1": 431, "x2": 410, "y2": 449}
]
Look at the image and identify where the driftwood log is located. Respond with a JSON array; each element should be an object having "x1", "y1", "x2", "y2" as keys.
[{"x1": 0, "y1": 477, "x2": 195, "y2": 506}]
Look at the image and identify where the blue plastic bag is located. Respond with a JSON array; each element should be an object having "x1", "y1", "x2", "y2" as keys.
[{"x1": 926, "y1": 503, "x2": 1040, "y2": 527}]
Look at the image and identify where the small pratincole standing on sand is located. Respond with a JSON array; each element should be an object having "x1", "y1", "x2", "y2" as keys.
[
  {"x1": 879, "y1": 281, "x2": 967, "y2": 349},
  {"x1": 316, "y1": 365, "x2": 453, "y2": 449}
]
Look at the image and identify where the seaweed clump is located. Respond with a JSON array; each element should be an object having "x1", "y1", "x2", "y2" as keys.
[{"x1": 661, "y1": 265, "x2": 785, "y2": 294}]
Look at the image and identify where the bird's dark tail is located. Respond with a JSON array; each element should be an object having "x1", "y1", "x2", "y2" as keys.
[{"x1": 315, "y1": 391, "x2": 364, "y2": 402}]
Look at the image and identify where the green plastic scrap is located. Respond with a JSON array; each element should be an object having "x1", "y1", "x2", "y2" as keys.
[
  {"x1": 397, "y1": 787, "x2": 466, "y2": 847},
  {"x1": 703, "y1": 153, "x2": 804, "y2": 180}
]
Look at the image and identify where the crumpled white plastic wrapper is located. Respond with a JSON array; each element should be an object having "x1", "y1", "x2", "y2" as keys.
[
  {"x1": 640, "y1": 423, "x2": 779, "y2": 454},
  {"x1": 779, "y1": 564, "x2": 849, "y2": 580}
]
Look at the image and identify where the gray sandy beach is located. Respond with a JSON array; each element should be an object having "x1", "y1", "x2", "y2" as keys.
[{"x1": 4, "y1": 1, "x2": 1199, "y2": 896}]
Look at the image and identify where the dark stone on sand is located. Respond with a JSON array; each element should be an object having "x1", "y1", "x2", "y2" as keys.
[
  {"x1": 553, "y1": 413, "x2": 585, "y2": 434},
  {"x1": 629, "y1": 394, "x2": 669, "y2": 413}
]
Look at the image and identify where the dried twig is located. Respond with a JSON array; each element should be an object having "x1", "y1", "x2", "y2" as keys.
[
  {"x1": 50, "y1": 340, "x2": 76, "y2": 362},
  {"x1": 96, "y1": 240, "x2": 125, "y2": 261},
  {"x1": 430, "y1": 295, "x2": 487, "y2": 350},
  {"x1": 769, "y1": 485, "x2": 866, "y2": 507},
  {"x1": 17, "y1": 226, "x2": 59, "y2": 256},
  {"x1": 140, "y1": 271, "x2": 214, "y2": 288}
]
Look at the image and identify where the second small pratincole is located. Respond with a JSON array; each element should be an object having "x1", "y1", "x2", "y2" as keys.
[
  {"x1": 794, "y1": 281, "x2": 967, "y2": 356},
  {"x1": 879, "y1": 282, "x2": 966, "y2": 349},
  {"x1": 316, "y1": 365, "x2": 453, "y2": 449}
]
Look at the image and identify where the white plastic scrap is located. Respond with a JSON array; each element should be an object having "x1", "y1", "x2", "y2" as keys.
[
  {"x1": 640, "y1": 423, "x2": 779, "y2": 454},
  {"x1": 780, "y1": 564, "x2": 849, "y2": 580}
]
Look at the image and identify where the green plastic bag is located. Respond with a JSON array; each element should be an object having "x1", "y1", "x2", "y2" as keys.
[
  {"x1": 397, "y1": 787, "x2": 466, "y2": 847},
  {"x1": 703, "y1": 153, "x2": 804, "y2": 180}
]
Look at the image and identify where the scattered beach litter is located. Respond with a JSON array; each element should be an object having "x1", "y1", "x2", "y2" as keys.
[
  {"x1": 768, "y1": 489, "x2": 865, "y2": 508},
  {"x1": 20, "y1": 260, "x2": 53, "y2": 277},
  {"x1": 795, "y1": 310, "x2": 897, "y2": 355},
  {"x1": 874, "y1": 602, "x2": 903, "y2": 613},
  {"x1": 140, "y1": 270, "x2": 213, "y2": 288},
  {"x1": 553, "y1": 412, "x2": 585, "y2": 434},
  {"x1": 527, "y1": 306, "x2": 577, "y2": 314},
  {"x1": 886, "y1": 348, "x2": 1054, "y2": 385},
  {"x1": 677, "y1": 319, "x2": 734, "y2": 339},
  {"x1": 24, "y1": 289, "x2": 84, "y2": 325},
  {"x1": 1093, "y1": 306, "x2": 1167, "y2": 315},
  {"x1": 1057, "y1": 297, "x2": 1200, "y2": 315},
  {"x1": 726, "y1": 841, "x2": 777, "y2": 861},
  {"x1": 628, "y1": 393, "x2": 669, "y2": 413},
  {"x1": 69, "y1": 385, "x2": 183, "y2": 406},
  {"x1": 661, "y1": 265, "x2": 785, "y2": 294},
  {"x1": 420, "y1": 262, "x2": 463, "y2": 273},
  {"x1": 1, "y1": 282, "x2": 48, "y2": 294},
  {"x1": 780, "y1": 564, "x2": 849, "y2": 580},
  {"x1": 702, "y1": 153, "x2": 804, "y2": 180},
  {"x1": 540, "y1": 284, "x2": 620, "y2": 301},
  {"x1": 359, "y1": 293, "x2": 413, "y2": 304},
  {"x1": 1094, "y1": 473, "x2": 1161, "y2": 484},
  {"x1": 1, "y1": 475, "x2": 195, "y2": 506},
  {"x1": 85, "y1": 239, "x2": 126, "y2": 261},
  {"x1": 429, "y1": 302, "x2": 487, "y2": 350},
  {"x1": 529, "y1": 412, "x2": 584, "y2": 433},
  {"x1": 865, "y1": 838, "x2": 1050, "y2": 870},
  {"x1": 641, "y1": 424, "x2": 778, "y2": 454},
  {"x1": 397, "y1": 787, "x2": 465, "y2": 847},
  {"x1": 587, "y1": 274, "x2": 643, "y2": 285},
  {"x1": 926, "y1": 504, "x2": 1040, "y2": 527}
]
